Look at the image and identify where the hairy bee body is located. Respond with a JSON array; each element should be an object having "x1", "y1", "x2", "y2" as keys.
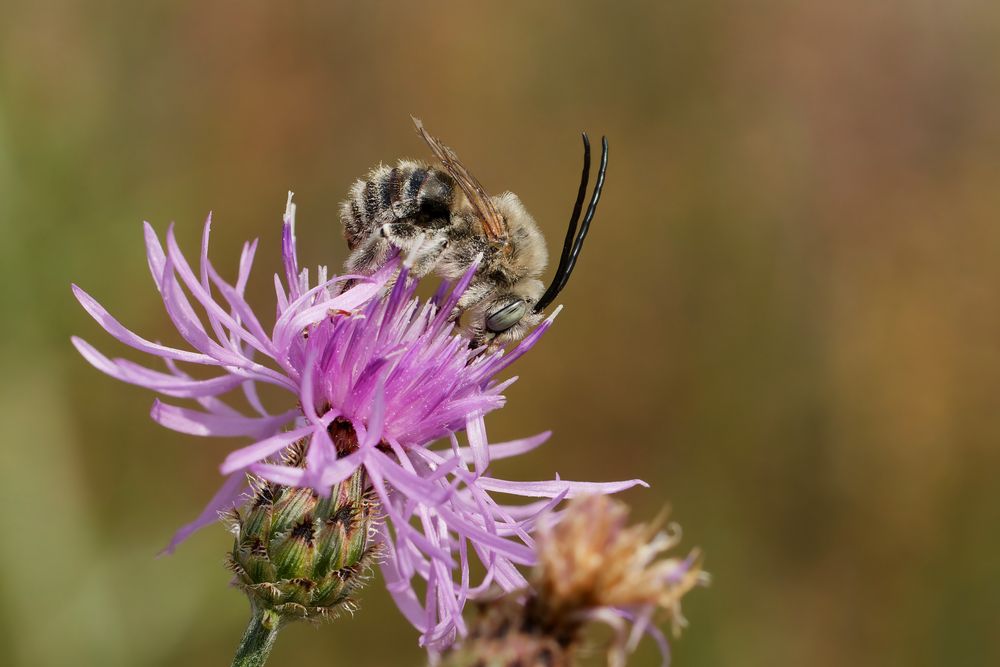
[
  {"x1": 341, "y1": 161, "x2": 452, "y2": 252},
  {"x1": 338, "y1": 119, "x2": 606, "y2": 346},
  {"x1": 340, "y1": 161, "x2": 549, "y2": 344},
  {"x1": 341, "y1": 160, "x2": 488, "y2": 278}
]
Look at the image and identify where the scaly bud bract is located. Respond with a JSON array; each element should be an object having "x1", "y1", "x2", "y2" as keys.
[{"x1": 226, "y1": 461, "x2": 380, "y2": 623}]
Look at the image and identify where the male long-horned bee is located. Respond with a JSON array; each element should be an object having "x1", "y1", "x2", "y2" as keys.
[{"x1": 339, "y1": 117, "x2": 608, "y2": 346}]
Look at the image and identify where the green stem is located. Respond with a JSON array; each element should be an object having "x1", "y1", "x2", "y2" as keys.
[{"x1": 231, "y1": 609, "x2": 281, "y2": 667}]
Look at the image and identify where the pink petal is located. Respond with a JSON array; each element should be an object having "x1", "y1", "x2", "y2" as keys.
[
  {"x1": 165, "y1": 226, "x2": 275, "y2": 360},
  {"x1": 248, "y1": 462, "x2": 308, "y2": 486},
  {"x1": 72, "y1": 284, "x2": 215, "y2": 365},
  {"x1": 160, "y1": 472, "x2": 248, "y2": 555},
  {"x1": 448, "y1": 431, "x2": 552, "y2": 465},
  {"x1": 71, "y1": 337, "x2": 243, "y2": 398},
  {"x1": 143, "y1": 222, "x2": 168, "y2": 290},
  {"x1": 378, "y1": 525, "x2": 430, "y2": 631},
  {"x1": 318, "y1": 447, "x2": 367, "y2": 489},
  {"x1": 219, "y1": 425, "x2": 314, "y2": 474},
  {"x1": 465, "y1": 413, "x2": 490, "y2": 474},
  {"x1": 151, "y1": 399, "x2": 295, "y2": 438},
  {"x1": 475, "y1": 476, "x2": 649, "y2": 498}
]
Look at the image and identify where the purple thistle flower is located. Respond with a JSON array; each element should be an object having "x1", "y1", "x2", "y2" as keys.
[{"x1": 72, "y1": 194, "x2": 645, "y2": 648}]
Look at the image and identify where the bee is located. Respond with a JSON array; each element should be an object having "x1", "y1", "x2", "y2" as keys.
[{"x1": 340, "y1": 117, "x2": 608, "y2": 346}]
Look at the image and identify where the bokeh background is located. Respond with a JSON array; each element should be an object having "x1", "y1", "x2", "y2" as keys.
[{"x1": 2, "y1": 1, "x2": 999, "y2": 665}]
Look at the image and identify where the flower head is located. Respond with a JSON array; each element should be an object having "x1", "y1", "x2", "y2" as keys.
[
  {"x1": 440, "y1": 495, "x2": 707, "y2": 667},
  {"x1": 535, "y1": 496, "x2": 706, "y2": 650},
  {"x1": 72, "y1": 194, "x2": 644, "y2": 648}
]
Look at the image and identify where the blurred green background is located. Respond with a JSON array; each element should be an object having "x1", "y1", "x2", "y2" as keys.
[{"x1": 2, "y1": 1, "x2": 999, "y2": 665}]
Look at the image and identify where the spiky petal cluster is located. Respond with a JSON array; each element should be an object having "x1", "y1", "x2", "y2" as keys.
[
  {"x1": 441, "y1": 496, "x2": 707, "y2": 667},
  {"x1": 72, "y1": 194, "x2": 643, "y2": 648}
]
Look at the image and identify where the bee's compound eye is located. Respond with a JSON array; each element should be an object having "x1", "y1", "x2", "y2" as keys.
[{"x1": 485, "y1": 299, "x2": 527, "y2": 333}]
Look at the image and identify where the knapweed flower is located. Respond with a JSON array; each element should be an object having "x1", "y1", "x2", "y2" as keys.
[
  {"x1": 72, "y1": 194, "x2": 644, "y2": 649},
  {"x1": 440, "y1": 495, "x2": 707, "y2": 667}
]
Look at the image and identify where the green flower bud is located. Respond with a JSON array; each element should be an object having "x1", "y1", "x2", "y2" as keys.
[{"x1": 226, "y1": 465, "x2": 380, "y2": 623}]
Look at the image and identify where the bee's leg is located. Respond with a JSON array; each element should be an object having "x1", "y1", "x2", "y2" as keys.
[
  {"x1": 377, "y1": 221, "x2": 450, "y2": 276},
  {"x1": 345, "y1": 230, "x2": 395, "y2": 275},
  {"x1": 347, "y1": 221, "x2": 449, "y2": 277},
  {"x1": 407, "y1": 237, "x2": 449, "y2": 276}
]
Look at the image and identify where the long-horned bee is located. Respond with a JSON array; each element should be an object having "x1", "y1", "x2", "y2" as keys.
[{"x1": 340, "y1": 117, "x2": 607, "y2": 345}]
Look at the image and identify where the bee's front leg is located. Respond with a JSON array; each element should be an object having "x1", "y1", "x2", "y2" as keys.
[
  {"x1": 381, "y1": 221, "x2": 450, "y2": 276},
  {"x1": 344, "y1": 218, "x2": 445, "y2": 277}
]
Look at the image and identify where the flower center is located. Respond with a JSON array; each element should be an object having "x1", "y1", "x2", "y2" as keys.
[{"x1": 328, "y1": 418, "x2": 360, "y2": 456}]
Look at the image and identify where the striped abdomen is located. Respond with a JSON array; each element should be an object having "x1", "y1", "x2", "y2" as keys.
[{"x1": 340, "y1": 160, "x2": 456, "y2": 251}]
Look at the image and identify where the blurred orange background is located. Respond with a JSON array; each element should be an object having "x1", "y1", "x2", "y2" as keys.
[{"x1": 2, "y1": 2, "x2": 999, "y2": 665}]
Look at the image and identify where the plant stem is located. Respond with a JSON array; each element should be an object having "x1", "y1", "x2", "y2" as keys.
[{"x1": 231, "y1": 609, "x2": 281, "y2": 667}]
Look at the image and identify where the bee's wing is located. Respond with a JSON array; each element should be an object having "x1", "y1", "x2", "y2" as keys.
[{"x1": 412, "y1": 117, "x2": 508, "y2": 243}]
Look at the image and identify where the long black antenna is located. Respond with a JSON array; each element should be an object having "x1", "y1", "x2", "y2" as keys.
[{"x1": 534, "y1": 134, "x2": 609, "y2": 312}]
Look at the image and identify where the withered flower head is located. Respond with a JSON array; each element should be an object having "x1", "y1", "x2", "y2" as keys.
[
  {"x1": 441, "y1": 496, "x2": 707, "y2": 667},
  {"x1": 535, "y1": 495, "x2": 705, "y2": 635}
]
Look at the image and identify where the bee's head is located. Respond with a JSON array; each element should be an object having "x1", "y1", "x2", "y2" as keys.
[
  {"x1": 457, "y1": 278, "x2": 547, "y2": 347},
  {"x1": 449, "y1": 192, "x2": 549, "y2": 346},
  {"x1": 458, "y1": 134, "x2": 609, "y2": 348}
]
